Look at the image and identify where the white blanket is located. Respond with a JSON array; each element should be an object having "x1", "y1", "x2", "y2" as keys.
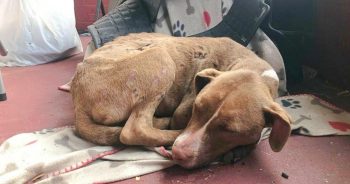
[{"x1": 0, "y1": 127, "x2": 173, "y2": 183}]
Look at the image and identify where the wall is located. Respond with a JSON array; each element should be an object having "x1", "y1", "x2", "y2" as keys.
[
  {"x1": 311, "y1": 0, "x2": 350, "y2": 89},
  {"x1": 270, "y1": 0, "x2": 350, "y2": 89}
]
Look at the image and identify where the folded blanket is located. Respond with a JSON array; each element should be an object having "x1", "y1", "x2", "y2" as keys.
[
  {"x1": 0, "y1": 127, "x2": 173, "y2": 183},
  {"x1": 277, "y1": 94, "x2": 350, "y2": 136},
  {"x1": 260, "y1": 94, "x2": 350, "y2": 140},
  {"x1": 1, "y1": 94, "x2": 349, "y2": 183}
]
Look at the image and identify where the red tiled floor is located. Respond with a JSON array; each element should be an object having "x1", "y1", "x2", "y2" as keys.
[{"x1": 0, "y1": 37, "x2": 349, "y2": 184}]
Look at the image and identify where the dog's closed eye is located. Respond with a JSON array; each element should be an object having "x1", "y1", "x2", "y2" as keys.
[{"x1": 215, "y1": 119, "x2": 240, "y2": 135}]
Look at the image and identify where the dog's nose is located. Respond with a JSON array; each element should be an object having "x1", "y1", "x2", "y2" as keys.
[{"x1": 172, "y1": 145, "x2": 193, "y2": 162}]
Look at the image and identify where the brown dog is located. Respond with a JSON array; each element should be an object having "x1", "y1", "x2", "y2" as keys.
[{"x1": 71, "y1": 33, "x2": 292, "y2": 168}]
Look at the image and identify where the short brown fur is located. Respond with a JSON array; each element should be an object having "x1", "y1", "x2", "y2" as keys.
[{"x1": 71, "y1": 33, "x2": 292, "y2": 168}]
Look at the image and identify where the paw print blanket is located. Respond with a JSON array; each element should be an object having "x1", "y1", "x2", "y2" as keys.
[
  {"x1": 1, "y1": 94, "x2": 349, "y2": 183},
  {"x1": 154, "y1": 0, "x2": 233, "y2": 36},
  {"x1": 276, "y1": 95, "x2": 350, "y2": 136},
  {"x1": 261, "y1": 94, "x2": 350, "y2": 140}
]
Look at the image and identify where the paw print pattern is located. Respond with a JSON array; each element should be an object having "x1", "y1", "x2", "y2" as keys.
[
  {"x1": 172, "y1": 20, "x2": 186, "y2": 37},
  {"x1": 186, "y1": 0, "x2": 195, "y2": 15},
  {"x1": 281, "y1": 98, "x2": 302, "y2": 109},
  {"x1": 221, "y1": 0, "x2": 228, "y2": 15}
]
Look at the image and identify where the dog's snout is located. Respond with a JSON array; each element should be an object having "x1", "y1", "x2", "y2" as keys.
[
  {"x1": 172, "y1": 144, "x2": 199, "y2": 168},
  {"x1": 172, "y1": 145, "x2": 193, "y2": 161}
]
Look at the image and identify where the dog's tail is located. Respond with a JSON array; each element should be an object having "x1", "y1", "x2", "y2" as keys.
[{"x1": 74, "y1": 109, "x2": 122, "y2": 145}]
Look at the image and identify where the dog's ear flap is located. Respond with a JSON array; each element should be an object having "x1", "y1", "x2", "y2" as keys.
[
  {"x1": 195, "y1": 68, "x2": 222, "y2": 94},
  {"x1": 263, "y1": 102, "x2": 292, "y2": 152}
]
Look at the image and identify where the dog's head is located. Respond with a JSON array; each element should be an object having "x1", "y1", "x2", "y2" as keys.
[{"x1": 172, "y1": 68, "x2": 291, "y2": 168}]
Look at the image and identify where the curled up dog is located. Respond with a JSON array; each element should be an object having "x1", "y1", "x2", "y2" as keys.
[{"x1": 70, "y1": 33, "x2": 292, "y2": 169}]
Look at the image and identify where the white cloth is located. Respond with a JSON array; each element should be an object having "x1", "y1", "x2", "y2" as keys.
[
  {"x1": 0, "y1": 127, "x2": 173, "y2": 183},
  {"x1": 0, "y1": 0, "x2": 82, "y2": 67}
]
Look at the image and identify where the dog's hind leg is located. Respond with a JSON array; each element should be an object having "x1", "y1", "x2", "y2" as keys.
[
  {"x1": 74, "y1": 108, "x2": 123, "y2": 145},
  {"x1": 120, "y1": 94, "x2": 181, "y2": 147}
]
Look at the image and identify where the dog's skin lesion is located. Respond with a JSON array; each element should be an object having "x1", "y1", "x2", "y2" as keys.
[{"x1": 71, "y1": 33, "x2": 292, "y2": 168}]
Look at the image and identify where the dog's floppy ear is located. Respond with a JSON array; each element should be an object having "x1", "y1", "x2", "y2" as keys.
[
  {"x1": 195, "y1": 68, "x2": 222, "y2": 94},
  {"x1": 263, "y1": 102, "x2": 292, "y2": 152}
]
